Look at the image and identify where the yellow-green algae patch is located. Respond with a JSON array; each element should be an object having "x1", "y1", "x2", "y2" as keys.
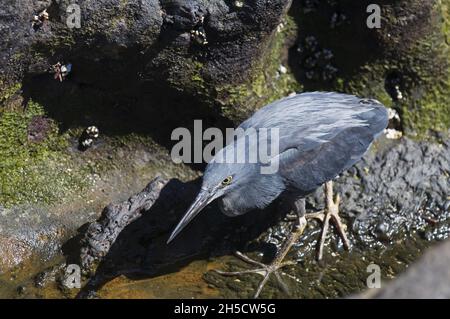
[{"x1": 0, "y1": 101, "x2": 90, "y2": 207}]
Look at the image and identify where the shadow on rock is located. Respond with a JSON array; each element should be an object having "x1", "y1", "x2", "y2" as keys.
[{"x1": 67, "y1": 177, "x2": 285, "y2": 299}]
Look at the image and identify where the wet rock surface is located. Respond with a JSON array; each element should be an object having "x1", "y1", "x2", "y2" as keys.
[
  {"x1": 358, "y1": 239, "x2": 450, "y2": 299},
  {"x1": 311, "y1": 136, "x2": 450, "y2": 248},
  {"x1": 0, "y1": 205, "x2": 70, "y2": 273},
  {"x1": 0, "y1": 137, "x2": 198, "y2": 274}
]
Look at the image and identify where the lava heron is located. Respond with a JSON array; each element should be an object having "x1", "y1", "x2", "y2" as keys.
[{"x1": 168, "y1": 92, "x2": 388, "y2": 297}]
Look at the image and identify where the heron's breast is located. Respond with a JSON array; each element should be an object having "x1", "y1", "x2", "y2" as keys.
[{"x1": 217, "y1": 194, "x2": 251, "y2": 217}]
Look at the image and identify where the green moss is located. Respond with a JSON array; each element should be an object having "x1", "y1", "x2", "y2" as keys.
[
  {"x1": 403, "y1": 76, "x2": 450, "y2": 137},
  {"x1": 157, "y1": 48, "x2": 211, "y2": 98},
  {"x1": 0, "y1": 83, "x2": 22, "y2": 107},
  {"x1": 190, "y1": 61, "x2": 207, "y2": 88},
  {"x1": 342, "y1": 3, "x2": 449, "y2": 139},
  {"x1": 287, "y1": 0, "x2": 450, "y2": 139},
  {"x1": 340, "y1": 64, "x2": 392, "y2": 105},
  {"x1": 442, "y1": 0, "x2": 450, "y2": 38},
  {"x1": 0, "y1": 100, "x2": 90, "y2": 207},
  {"x1": 402, "y1": 1, "x2": 450, "y2": 137},
  {"x1": 344, "y1": 59, "x2": 449, "y2": 139}
]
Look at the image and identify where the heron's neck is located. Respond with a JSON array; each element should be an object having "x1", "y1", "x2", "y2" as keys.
[{"x1": 219, "y1": 174, "x2": 285, "y2": 217}]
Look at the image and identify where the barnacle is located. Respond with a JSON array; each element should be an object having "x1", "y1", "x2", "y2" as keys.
[
  {"x1": 190, "y1": 26, "x2": 208, "y2": 46},
  {"x1": 297, "y1": 37, "x2": 339, "y2": 82}
]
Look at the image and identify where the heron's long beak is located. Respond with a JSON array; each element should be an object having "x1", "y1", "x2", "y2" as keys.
[{"x1": 167, "y1": 188, "x2": 216, "y2": 244}]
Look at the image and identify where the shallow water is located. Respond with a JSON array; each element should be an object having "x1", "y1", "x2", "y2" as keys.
[{"x1": 0, "y1": 231, "x2": 432, "y2": 299}]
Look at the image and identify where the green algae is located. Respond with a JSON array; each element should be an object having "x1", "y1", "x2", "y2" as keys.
[
  {"x1": 354, "y1": 2, "x2": 449, "y2": 138},
  {"x1": 0, "y1": 100, "x2": 90, "y2": 207},
  {"x1": 0, "y1": 83, "x2": 22, "y2": 107},
  {"x1": 287, "y1": 0, "x2": 450, "y2": 139}
]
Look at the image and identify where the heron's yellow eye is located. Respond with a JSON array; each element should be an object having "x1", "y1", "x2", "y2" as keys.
[{"x1": 221, "y1": 176, "x2": 233, "y2": 186}]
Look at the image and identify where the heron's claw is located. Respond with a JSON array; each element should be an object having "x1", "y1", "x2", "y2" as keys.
[
  {"x1": 213, "y1": 251, "x2": 295, "y2": 298},
  {"x1": 306, "y1": 181, "x2": 351, "y2": 261},
  {"x1": 213, "y1": 216, "x2": 307, "y2": 298}
]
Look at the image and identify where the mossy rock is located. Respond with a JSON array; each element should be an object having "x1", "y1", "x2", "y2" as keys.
[
  {"x1": 0, "y1": 100, "x2": 90, "y2": 206},
  {"x1": 288, "y1": 0, "x2": 450, "y2": 139}
]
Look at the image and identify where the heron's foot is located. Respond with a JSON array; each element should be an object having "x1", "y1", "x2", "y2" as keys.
[
  {"x1": 213, "y1": 251, "x2": 295, "y2": 299},
  {"x1": 214, "y1": 215, "x2": 307, "y2": 298},
  {"x1": 307, "y1": 181, "x2": 350, "y2": 261}
]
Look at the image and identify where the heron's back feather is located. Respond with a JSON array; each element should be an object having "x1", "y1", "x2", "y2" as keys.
[{"x1": 238, "y1": 92, "x2": 388, "y2": 192}]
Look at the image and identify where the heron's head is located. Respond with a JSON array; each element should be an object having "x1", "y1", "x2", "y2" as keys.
[{"x1": 167, "y1": 152, "x2": 257, "y2": 243}]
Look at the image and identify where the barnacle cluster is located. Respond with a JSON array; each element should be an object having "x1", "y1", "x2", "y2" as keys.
[
  {"x1": 329, "y1": 11, "x2": 348, "y2": 29},
  {"x1": 79, "y1": 126, "x2": 100, "y2": 151},
  {"x1": 51, "y1": 62, "x2": 72, "y2": 82},
  {"x1": 32, "y1": 9, "x2": 49, "y2": 31},
  {"x1": 297, "y1": 36, "x2": 338, "y2": 82},
  {"x1": 190, "y1": 24, "x2": 208, "y2": 46},
  {"x1": 385, "y1": 72, "x2": 404, "y2": 102},
  {"x1": 234, "y1": 1, "x2": 244, "y2": 9}
]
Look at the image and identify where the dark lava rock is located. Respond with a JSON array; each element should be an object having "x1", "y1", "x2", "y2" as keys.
[
  {"x1": 342, "y1": 137, "x2": 449, "y2": 247},
  {"x1": 0, "y1": 0, "x2": 291, "y2": 121}
]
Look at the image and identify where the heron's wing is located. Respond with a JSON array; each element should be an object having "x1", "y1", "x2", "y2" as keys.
[
  {"x1": 239, "y1": 92, "x2": 386, "y2": 151},
  {"x1": 276, "y1": 126, "x2": 377, "y2": 192},
  {"x1": 239, "y1": 92, "x2": 360, "y2": 131},
  {"x1": 239, "y1": 92, "x2": 388, "y2": 191}
]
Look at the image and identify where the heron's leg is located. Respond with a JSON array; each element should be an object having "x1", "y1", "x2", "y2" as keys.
[
  {"x1": 306, "y1": 180, "x2": 350, "y2": 261},
  {"x1": 213, "y1": 199, "x2": 307, "y2": 298}
]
